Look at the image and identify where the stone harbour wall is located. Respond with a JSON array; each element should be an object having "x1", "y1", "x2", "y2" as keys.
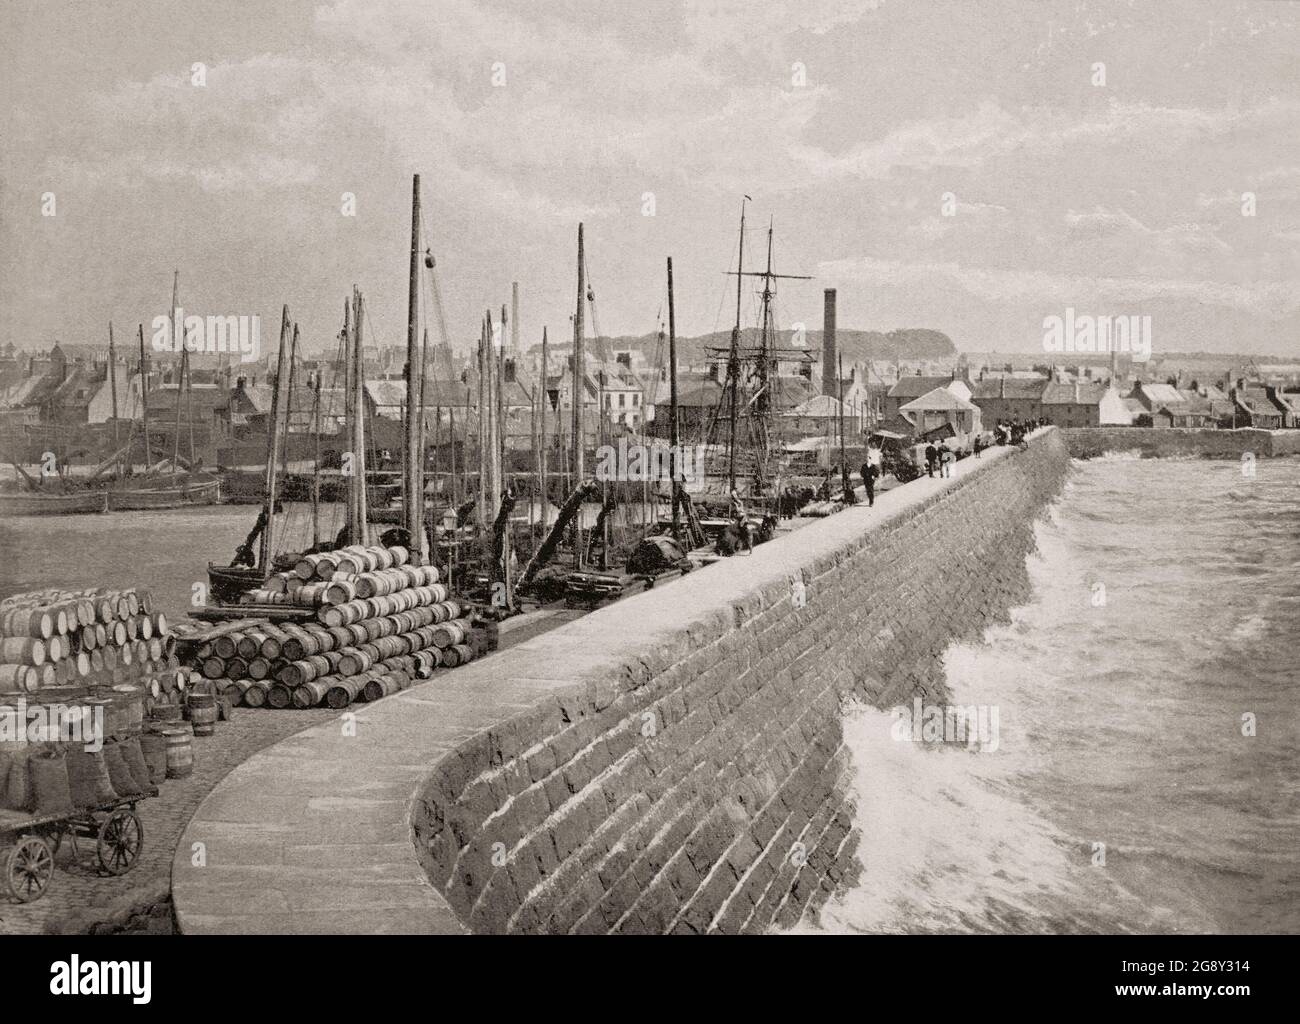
[{"x1": 409, "y1": 429, "x2": 1073, "y2": 934}]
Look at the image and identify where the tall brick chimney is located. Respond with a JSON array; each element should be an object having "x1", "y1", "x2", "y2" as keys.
[{"x1": 822, "y1": 288, "x2": 837, "y2": 398}]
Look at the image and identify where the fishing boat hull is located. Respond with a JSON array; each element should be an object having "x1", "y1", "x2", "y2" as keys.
[
  {"x1": 107, "y1": 478, "x2": 221, "y2": 510},
  {"x1": 206, "y1": 563, "x2": 266, "y2": 606},
  {"x1": 0, "y1": 477, "x2": 221, "y2": 516},
  {"x1": 0, "y1": 490, "x2": 110, "y2": 515}
]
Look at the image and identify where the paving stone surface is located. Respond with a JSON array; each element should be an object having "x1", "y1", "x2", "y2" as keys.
[{"x1": 0, "y1": 707, "x2": 335, "y2": 934}]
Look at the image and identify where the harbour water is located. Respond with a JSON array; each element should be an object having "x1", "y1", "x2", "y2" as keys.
[
  {"x1": 0, "y1": 503, "x2": 339, "y2": 619},
  {"x1": 814, "y1": 456, "x2": 1300, "y2": 934}
]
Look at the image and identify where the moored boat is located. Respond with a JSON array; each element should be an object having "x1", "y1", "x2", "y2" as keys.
[{"x1": 0, "y1": 489, "x2": 110, "y2": 515}]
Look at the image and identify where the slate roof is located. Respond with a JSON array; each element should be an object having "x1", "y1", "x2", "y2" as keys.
[{"x1": 900, "y1": 387, "x2": 978, "y2": 412}]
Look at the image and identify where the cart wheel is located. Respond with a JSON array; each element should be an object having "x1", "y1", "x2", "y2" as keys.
[
  {"x1": 5, "y1": 836, "x2": 55, "y2": 903},
  {"x1": 96, "y1": 809, "x2": 144, "y2": 876}
]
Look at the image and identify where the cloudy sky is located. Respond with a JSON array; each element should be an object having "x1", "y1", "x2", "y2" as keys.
[{"x1": 2, "y1": 0, "x2": 1298, "y2": 360}]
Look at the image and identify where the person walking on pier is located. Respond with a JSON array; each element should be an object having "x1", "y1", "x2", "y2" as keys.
[
  {"x1": 924, "y1": 442, "x2": 938, "y2": 478},
  {"x1": 860, "y1": 458, "x2": 877, "y2": 507},
  {"x1": 729, "y1": 489, "x2": 752, "y2": 554},
  {"x1": 940, "y1": 445, "x2": 955, "y2": 478}
]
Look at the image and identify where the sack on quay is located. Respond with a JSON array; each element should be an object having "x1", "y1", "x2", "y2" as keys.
[
  {"x1": 139, "y1": 731, "x2": 168, "y2": 787},
  {"x1": 65, "y1": 746, "x2": 117, "y2": 808},
  {"x1": 29, "y1": 749, "x2": 73, "y2": 817},
  {"x1": 2, "y1": 751, "x2": 31, "y2": 811},
  {"x1": 103, "y1": 740, "x2": 142, "y2": 797},
  {"x1": 118, "y1": 736, "x2": 154, "y2": 792}
]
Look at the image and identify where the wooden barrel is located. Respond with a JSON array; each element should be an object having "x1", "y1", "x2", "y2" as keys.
[
  {"x1": 236, "y1": 631, "x2": 264, "y2": 661},
  {"x1": 0, "y1": 663, "x2": 37, "y2": 692},
  {"x1": 0, "y1": 636, "x2": 46, "y2": 665},
  {"x1": 324, "y1": 579, "x2": 357, "y2": 606},
  {"x1": 111, "y1": 684, "x2": 145, "y2": 736},
  {"x1": 212, "y1": 633, "x2": 240, "y2": 660},
  {"x1": 296, "y1": 582, "x2": 331, "y2": 606},
  {"x1": 360, "y1": 674, "x2": 390, "y2": 703},
  {"x1": 149, "y1": 702, "x2": 184, "y2": 724},
  {"x1": 259, "y1": 629, "x2": 285, "y2": 661},
  {"x1": 325, "y1": 677, "x2": 363, "y2": 709},
  {"x1": 1, "y1": 606, "x2": 54, "y2": 639},
  {"x1": 200, "y1": 656, "x2": 226, "y2": 680},
  {"x1": 445, "y1": 644, "x2": 474, "y2": 668},
  {"x1": 293, "y1": 680, "x2": 330, "y2": 709},
  {"x1": 140, "y1": 731, "x2": 168, "y2": 785},
  {"x1": 244, "y1": 681, "x2": 270, "y2": 708},
  {"x1": 188, "y1": 692, "x2": 217, "y2": 736},
  {"x1": 336, "y1": 648, "x2": 373, "y2": 676},
  {"x1": 266, "y1": 683, "x2": 294, "y2": 709},
  {"x1": 162, "y1": 727, "x2": 194, "y2": 777}
]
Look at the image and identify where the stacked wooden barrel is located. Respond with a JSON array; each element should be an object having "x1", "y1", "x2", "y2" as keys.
[
  {"x1": 0, "y1": 585, "x2": 180, "y2": 701},
  {"x1": 191, "y1": 544, "x2": 490, "y2": 710}
]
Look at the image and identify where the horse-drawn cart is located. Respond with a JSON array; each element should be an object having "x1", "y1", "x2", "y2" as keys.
[{"x1": 0, "y1": 790, "x2": 154, "y2": 903}]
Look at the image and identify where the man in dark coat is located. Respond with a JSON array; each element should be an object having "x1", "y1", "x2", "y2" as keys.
[{"x1": 860, "y1": 459, "x2": 876, "y2": 507}]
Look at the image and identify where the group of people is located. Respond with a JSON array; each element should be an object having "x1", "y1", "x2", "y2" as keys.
[
  {"x1": 923, "y1": 441, "x2": 957, "y2": 479},
  {"x1": 992, "y1": 417, "x2": 1046, "y2": 447}
]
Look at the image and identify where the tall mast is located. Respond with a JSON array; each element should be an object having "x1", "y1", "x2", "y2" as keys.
[
  {"x1": 476, "y1": 317, "x2": 486, "y2": 528},
  {"x1": 486, "y1": 309, "x2": 499, "y2": 517},
  {"x1": 755, "y1": 221, "x2": 775, "y2": 491},
  {"x1": 137, "y1": 324, "x2": 152, "y2": 468},
  {"x1": 572, "y1": 224, "x2": 586, "y2": 489},
  {"x1": 727, "y1": 198, "x2": 747, "y2": 493},
  {"x1": 107, "y1": 322, "x2": 120, "y2": 452},
  {"x1": 838, "y1": 352, "x2": 848, "y2": 501},
  {"x1": 404, "y1": 173, "x2": 425, "y2": 561},
  {"x1": 310, "y1": 372, "x2": 322, "y2": 549},
  {"x1": 572, "y1": 223, "x2": 586, "y2": 569},
  {"x1": 667, "y1": 256, "x2": 680, "y2": 539},
  {"x1": 351, "y1": 287, "x2": 369, "y2": 545},
  {"x1": 539, "y1": 326, "x2": 549, "y2": 532},
  {"x1": 169, "y1": 270, "x2": 184, "y2": 477},
  {"x1": 341, "y1": 296, "x2": 354, "y2": 540},
  {"x1": 259, "y1": 304, "x2": 291, "y2": 571},
  {"x1": 281, "y1": 323, "x2": 298, "y2": 478},
  {"x1": 499, "y1": 302, "x2": 507, "y2": 499}
]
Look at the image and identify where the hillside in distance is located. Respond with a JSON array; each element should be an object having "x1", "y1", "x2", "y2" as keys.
[{"x1": 584, "y1": 327, "x2": 958, "y2": 364}]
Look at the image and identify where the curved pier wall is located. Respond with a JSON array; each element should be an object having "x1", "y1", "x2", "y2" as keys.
[{"x1": 410, "y1": 429, "x2": 1072, "y2": 934}]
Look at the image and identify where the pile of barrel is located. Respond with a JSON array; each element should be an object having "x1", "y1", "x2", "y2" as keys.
[
  {"x1": 0, "y1": 585, "x2": 204, "y2": 824},
  {"x1": 0, "y1": 586, "x2": 182, "y2": 703},
  {"x1": 195, "y1": 543, "x2": 489, "y2": 710}
]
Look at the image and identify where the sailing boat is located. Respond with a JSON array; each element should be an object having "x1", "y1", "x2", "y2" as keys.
[
  {"x1": 0, "y1": 274, "x2": 221, "y2": 516},
  {"x1": 205, "y1": 173, "x2": 441, "y2": 607},
  {"x1": 698, "y1": 200, "x2": 811, "y2": 523}
]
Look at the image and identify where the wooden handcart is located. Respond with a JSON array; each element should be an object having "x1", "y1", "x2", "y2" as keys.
[{"x1": 0, "y1": 788, "x2": 156, "y2": 903}]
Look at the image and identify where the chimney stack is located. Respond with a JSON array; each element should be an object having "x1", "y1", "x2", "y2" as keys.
[{"x1": 822, "y1": 288, "x2": 837, "y2": 398}]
